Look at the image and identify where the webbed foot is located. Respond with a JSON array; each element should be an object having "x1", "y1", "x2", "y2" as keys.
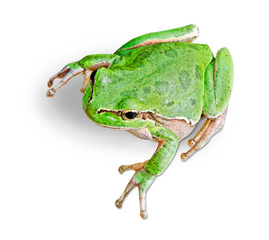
[
  {"x1": 46, "y1": 54, "x2": 118, "y2": 97},
  {"x1": 115, "y1": 169, "x2": 155, "y2": 219},
  {"x1": 47, "y1": 63, "x2": 85, "y2": 97}
]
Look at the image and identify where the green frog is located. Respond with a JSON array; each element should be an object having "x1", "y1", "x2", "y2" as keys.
[{"x1": 47, "y1": 24, "x2": 233, "y2": 219}]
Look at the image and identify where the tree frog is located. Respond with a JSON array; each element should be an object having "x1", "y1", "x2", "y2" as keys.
[{"x1": 46, "y1": 24, "x2": 233, "y2": 219}]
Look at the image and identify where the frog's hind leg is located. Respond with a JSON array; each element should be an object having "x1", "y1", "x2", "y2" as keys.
[
  {"x1": 203, "y1": 47, "x2": 234, "y2": 117},
  {"x1": 115, "y1": 24, "x2": 199, "y2": 54},
  {"x1": 181, "y1": 48, "x2": 233, "y2": 161},
  {"x1": 115, "y1": 127, "x2": 178, "y2": 219},
  {"x1": 181, "y1": 108, "x2": 227, "y2": 161}
]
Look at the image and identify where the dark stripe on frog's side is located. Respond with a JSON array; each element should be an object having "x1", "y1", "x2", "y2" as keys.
[
  {"x1": 97, "y1": 109, "x2": 153, "y2": 120},
  {"x1": 87, "y1": 69, "x2": 98, "y2": 103},
  {"x1": 97, "y1": 108, "x2": 195, "y2": 125},
  {"x1": 97, "y1": 108, "x2": 197, "y2": 140}
]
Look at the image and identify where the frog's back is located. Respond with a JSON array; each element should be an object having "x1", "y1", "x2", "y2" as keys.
[{"x1": 95, "y1": 42, "x2": 214, "y2": 124}]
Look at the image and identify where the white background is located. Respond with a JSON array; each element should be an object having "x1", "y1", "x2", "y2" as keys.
[{"x1": 1, "y1": 0, "x2": 269, "y2": 239}]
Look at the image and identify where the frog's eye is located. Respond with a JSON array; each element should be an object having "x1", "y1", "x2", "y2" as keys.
[{"x1": 121, "y1": 110, "x2": 139, "y2": 120}]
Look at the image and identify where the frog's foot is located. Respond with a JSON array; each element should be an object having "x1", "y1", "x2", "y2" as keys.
[
  {"x1": 181, "y1": 109, "x2": 228, "y2": 161},
  {"x1": 47, "y1": 65, "x2": 84, "y2": 97},
  {"x1": 47, "y1": 54, "x2": 118, "y2": 97},
  {"x1": 115, "y1": 169, "x2": 156, "y2": 219},
  {"x1": 118, "y1": 161, "x2": 147, "y2": 174}
]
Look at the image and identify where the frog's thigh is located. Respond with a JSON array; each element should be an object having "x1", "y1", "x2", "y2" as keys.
[{"x1": 203, "y1": 48, "x2": 234, "y2": 117}]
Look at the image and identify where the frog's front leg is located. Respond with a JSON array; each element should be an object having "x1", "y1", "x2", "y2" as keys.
[
  {"x1": 115, "y1": 126, "x2": 179, "y2": 219},
  {"x1": 46, "y1": 54, "x2": 119, "y2": 97}
]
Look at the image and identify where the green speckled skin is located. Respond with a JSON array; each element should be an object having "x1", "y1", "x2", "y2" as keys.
[
  {"x1": 133, "y1": 170, "x2": 155, "y2": 194},
  {"x1": 83, "y1": 42, "x2": 213, "y2": 126},
  {"x1": 203, "y1": 48, "x2": 233, "y2": 116},
  {"x1": 47, "y1": 25, "x2": 233, "y2": 218}
]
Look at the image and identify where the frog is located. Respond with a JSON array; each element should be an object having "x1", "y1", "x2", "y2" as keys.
[{"x1": 46, "y1": 24, "x2": 233, "y2": 219}]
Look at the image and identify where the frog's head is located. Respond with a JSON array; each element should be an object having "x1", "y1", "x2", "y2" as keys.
[{"x1": 82, "y1": 68, "x2": 155, "y2": 130}]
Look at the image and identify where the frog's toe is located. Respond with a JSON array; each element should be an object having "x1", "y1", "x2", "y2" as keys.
[
  {"x1": 115, "y1": 199, "x2": 123, "y2": 208},
  {"x1": 115, "y1": 179, "x2": 137, "y2": 208},
  {"x1": 46, "y1": 88, "x2": 56, "y2": 97},
  {"x1": 46, "y1": 66, "x2": 84, "y2": 97},
  {"x1": 140, "y1": 210, "x2": 148, "y2": 219},
  {"x1": 187, "y1": 139, "x2": 196, "y2": 147},
  {"x1": 116, "y1": 169, "x2": 155, "y2": 219},
  {"x1": 80, "y1": 69, "x2": 92, "y2": 93},
  {"x1": 118, "y1": 161, "x2": 146, "y2": 174},
  {"x1": 180, "y1": 153, "x2": 189, "y2": 161},
  {"x1": 138, "y1": 190, "x2": 148, "y2": 219},
  {"x1": 118, "y1": 165, "x2": 127, "y2": 174},
  {"x1": 47, "y1": 67, "x2": 70, "y2": 88}
]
